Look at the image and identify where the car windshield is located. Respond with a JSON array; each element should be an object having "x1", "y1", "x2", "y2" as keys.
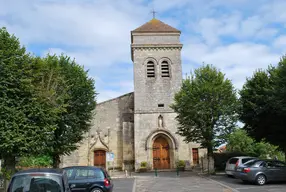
[{"x1": 9, "y1": 173, "x2": 63, "y2": 192}]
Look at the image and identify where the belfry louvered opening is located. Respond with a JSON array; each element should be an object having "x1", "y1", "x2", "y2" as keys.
[
  {"x1": 161, "y1": 61, "x2": 170, "y2": 77},
  {"x1": 147, "y1": 61, "x2": 155, "y2": 77}
]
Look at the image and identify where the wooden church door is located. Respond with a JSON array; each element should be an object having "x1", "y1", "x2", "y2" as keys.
[{"x1": 153, "y1": 136, "x2": 170, "y2": 169}]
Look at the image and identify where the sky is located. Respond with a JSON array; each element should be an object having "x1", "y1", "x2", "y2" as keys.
[{"x1": 1, "y1": 0, "x2": 286, "y2": 102}]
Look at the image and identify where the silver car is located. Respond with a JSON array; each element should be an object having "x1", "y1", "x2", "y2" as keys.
[
  {"x1": 234, "y1": 159, "x2": 286, "y2": 185},
  {"x1": 225, "y1": 156, "x2": 256, "y2": 177}
]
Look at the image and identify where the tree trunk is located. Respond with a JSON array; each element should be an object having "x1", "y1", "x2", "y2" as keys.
[
  {"x1": 207, "y1": 145, "x2": 213, "y2": 174},
  {"x1": 3, "y1": 155, "x2": 16, "y2": 191},
  {"x1": 52, "y1": 154, "x2": 61, "y2": 168}
]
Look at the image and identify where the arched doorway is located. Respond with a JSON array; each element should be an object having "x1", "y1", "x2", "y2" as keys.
[
  {"x1": 94, "y1": 150, "x2": 106, "y2": 168},
  {"x1": 153, "y1": 136, "x2": 170, "y2": 169}
]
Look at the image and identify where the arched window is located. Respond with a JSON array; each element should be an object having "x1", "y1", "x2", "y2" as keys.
[
  {"x1": 146, "y1": 61, "x2": 155, "y2": 77},
  {"x1": 161, "y1": 61, "x2": 170, "y2": 77}
]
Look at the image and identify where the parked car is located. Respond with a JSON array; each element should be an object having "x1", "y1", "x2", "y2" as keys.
[
  {"x1": 234, "y1": 159, "x2": 286, "y2": 185},
  {"x1": 7, "y1": 168, "x2": 71, "y2": 192},
  {"x1": 225, "y1": 156, "x2": 256, "y2": 177},
  {"x1": 63, "y1": 166, "x2": 113, "y2": 192}
]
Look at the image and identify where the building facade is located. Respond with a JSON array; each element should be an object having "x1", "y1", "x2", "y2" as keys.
[{"x1": 61, "y1": 18, "x2": 207, "y2": 171}]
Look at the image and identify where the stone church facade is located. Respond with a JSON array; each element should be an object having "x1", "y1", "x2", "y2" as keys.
[{"x1": 61, "y1": 18, "x2": 207, "y2": 171}]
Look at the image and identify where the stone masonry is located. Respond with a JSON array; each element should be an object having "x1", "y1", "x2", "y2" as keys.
[{"x1": 61, "y1": 18, "x2": 207, "y2": 171}]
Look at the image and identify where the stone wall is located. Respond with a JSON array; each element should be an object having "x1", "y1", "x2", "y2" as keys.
[
  {"x1": 133, "y1": 112, "x2": 207, "y2": 171},
  {"x1": 61, "y1": 93, "x2": 134, "y2": 169},
  {"x1": 132, "y1": 48, "x2": 182, "y2": 112},
  {"x1": 132, "y1": 33, "x2": 180, "y2": 44}
]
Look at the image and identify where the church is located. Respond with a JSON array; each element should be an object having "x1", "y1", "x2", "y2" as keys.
[{"x1": 61, "y1": 18, "x2": 207, "y2": 171}]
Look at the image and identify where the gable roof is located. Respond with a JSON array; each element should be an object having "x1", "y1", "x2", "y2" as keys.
[{"x1": 132, "y1": 18, "x2": 180, "y2": 33}]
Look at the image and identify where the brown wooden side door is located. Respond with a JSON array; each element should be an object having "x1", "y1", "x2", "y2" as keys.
[
  {"x1": 94, "y1": 150, "x2": 106, "y2": 168},
  {"x1": 192, "y1": 148, "x2": 199, "y2": 165}
]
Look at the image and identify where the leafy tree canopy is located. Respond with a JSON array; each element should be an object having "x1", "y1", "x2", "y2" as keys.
[
  {"x1": 0, "y1": 26, "x2": 97, "y2": 176},
  {"x1": 226, "y1": 129, "x2": 285, "y2": 161},
  {"x1": 240, "y1": 56, "x2": 286, "y2": 158},
  {"x1": 0, "y1": 27, "x2": 57, "y2": 175},
  {"x1": 40, "y1": 54, "x2": 97, "y2": 168},
  {"x1": 171, "y1": 64, "x2": 239, "y2": 157}
]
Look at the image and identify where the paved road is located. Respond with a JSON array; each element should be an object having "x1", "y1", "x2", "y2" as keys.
[
  {"x1": 134, "y1": 172, "x2": 233, "y2": 192},
  {"x1": 112, "y1": 172, "x2": 286, "y2": 192},
  {"x1": 113, "y1": 178, "x2": 135, "y2": 192},
  {"x1": 209, "y1": 174, "x2": 286, "y2": 192}
]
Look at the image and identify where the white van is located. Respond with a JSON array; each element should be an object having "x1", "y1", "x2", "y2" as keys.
[{"x1": 225, "y1": 156, "x2": 256, "y2": 177}]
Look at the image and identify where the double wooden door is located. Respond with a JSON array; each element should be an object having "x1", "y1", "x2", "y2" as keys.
[
  {"x1": 153, "y1": 136, "x2": 170, "y2": 169},
  {"x1": 94, "y1": 150, "x2": 106, "y2": 168}
]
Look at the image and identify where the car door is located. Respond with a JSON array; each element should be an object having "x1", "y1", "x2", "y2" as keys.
[
  {"x1": 273, "y1": 161, "x2": 286, "y2": 181},
  {"x1": 69, "y1": 168, "x2": 91, "y2": 192},
  {"x1": 63, "y1": 173, "x2": 72, "y2": 192},
  {"x1": 264, "y1": 161, "x2": 283, "y2": 181},
  {"x1": 86, "y1": 168, "x2": 105, "y2": 189}
]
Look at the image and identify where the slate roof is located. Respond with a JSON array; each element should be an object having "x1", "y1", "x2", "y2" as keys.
[{"x1": 132, "y1": 18, "x2": 180, "y2": 33}]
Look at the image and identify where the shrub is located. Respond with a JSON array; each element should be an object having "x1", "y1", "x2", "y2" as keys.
[
  {"x1": 17, "y1": 155, "x2": 52, "y2": 168},
  {"x1": 140, "y1": 161, "x2": 147, "y2": 168},
  {"x1": 176, "y1": 160, "x2": 186, "y2": 167}
]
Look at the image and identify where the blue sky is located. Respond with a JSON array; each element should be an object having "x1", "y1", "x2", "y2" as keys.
[{"x1": 1, "y1": 0, "x2": 286, "y2": 102}]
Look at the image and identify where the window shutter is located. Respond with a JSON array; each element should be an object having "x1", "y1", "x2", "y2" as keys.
[
  {"x1": 161, "y1": 61, "x2": 170, "y2": 77},
  {"x1": 147, "y1": 61, "x2": 155, "y2": 77}
]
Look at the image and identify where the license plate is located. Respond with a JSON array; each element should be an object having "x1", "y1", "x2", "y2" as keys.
[{"x1": 237, "y1": 168, "x2": 242, "y2": 171}]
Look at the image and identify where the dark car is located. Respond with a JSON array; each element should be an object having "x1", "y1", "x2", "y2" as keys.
[
  {"x1": 63, "y1": 166, "x2": 113, "y2": 192},
  {"x1": 7, "y1": 168, "x2": 71, "y2": 192},
  {"x1": 234, "y1": 159, "x2": 286, "y2": 185}
]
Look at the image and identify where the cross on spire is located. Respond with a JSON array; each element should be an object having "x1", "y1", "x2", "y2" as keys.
[{"x1": 150, "y1": 9, "x2": 157, "y2": 19}]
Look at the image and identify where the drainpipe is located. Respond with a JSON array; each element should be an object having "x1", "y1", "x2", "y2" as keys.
[{"x1": 87, "y1": 129, "x2": 91, "y2": 165}]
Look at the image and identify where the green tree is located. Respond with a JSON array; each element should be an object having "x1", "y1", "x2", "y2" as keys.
[
  {"x1": 226, "y1": 129, "x2": 285, "y2": 160},
  {"x1": 226, "y1": 129, "x2": 255, "y2": 155},
  {"x1": 41, "y1": 54, "x2": 97, "y2": 168},
  {"x1": 171, "y1": 64, "x2": 239, "y2": 171},
  {"x1": 253, "y1": 140, "x2": 283, "y2": 160},
  {"x1": 17, "y1": 155, "x2": 52, "y2": 168},
  {"x1": 239, "y1": 56, "x2": 286, "y2": 160},
  {"x1": 0, "y1": 28, "x2": 57, "y2": 181}
]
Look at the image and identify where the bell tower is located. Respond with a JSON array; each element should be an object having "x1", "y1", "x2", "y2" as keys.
[
  {"x1": 131, "y1": 18, "x2": 183, "y2": 113},
  {"x1": 131, "y1": 18, "x2": 183, "y2": 170}
]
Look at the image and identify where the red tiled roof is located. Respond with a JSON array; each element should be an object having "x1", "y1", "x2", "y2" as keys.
[{"x1": 132, "y1": 18, "x2": 180, "y2": 33}]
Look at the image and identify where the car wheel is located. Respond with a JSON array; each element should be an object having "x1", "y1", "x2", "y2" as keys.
[
  {"x1": 90, "y1": 188, "x2": 103, "y2": 192},
  {"x1": 255, "y1": 174, "x2": 266, "y2": 185}
]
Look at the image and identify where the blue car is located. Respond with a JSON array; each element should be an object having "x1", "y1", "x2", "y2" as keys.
[{"x1": 63, "y1": 166, "x2": 113, "y2": 192}]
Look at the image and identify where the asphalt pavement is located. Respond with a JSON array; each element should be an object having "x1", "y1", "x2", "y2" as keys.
[
  {"x1": 111, "y1": 171, "x2": 286, "y2": 192},
  {"x1": 209, "y1": 174, "x2": 286, "y2": 192},
  {"x1": 112, "y1": 178, "x2": 135, "y2": 192}
]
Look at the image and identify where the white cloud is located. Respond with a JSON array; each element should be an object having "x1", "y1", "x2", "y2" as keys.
[
  {"x1": 274, "y1": 36, "x2": 286, "y2": 48},
  {"x1": 0, "y1": 0, "x2": 149, "y2": 67},
  {"x1": 1, "y1": 0, "x2": 286, "y2": 102},
  {"x1": 96, "y1": 80, "x2": 134, "y2": 103},
  {"x1": 182, "y1": 42, "x2": 280, "y2": 89}
]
